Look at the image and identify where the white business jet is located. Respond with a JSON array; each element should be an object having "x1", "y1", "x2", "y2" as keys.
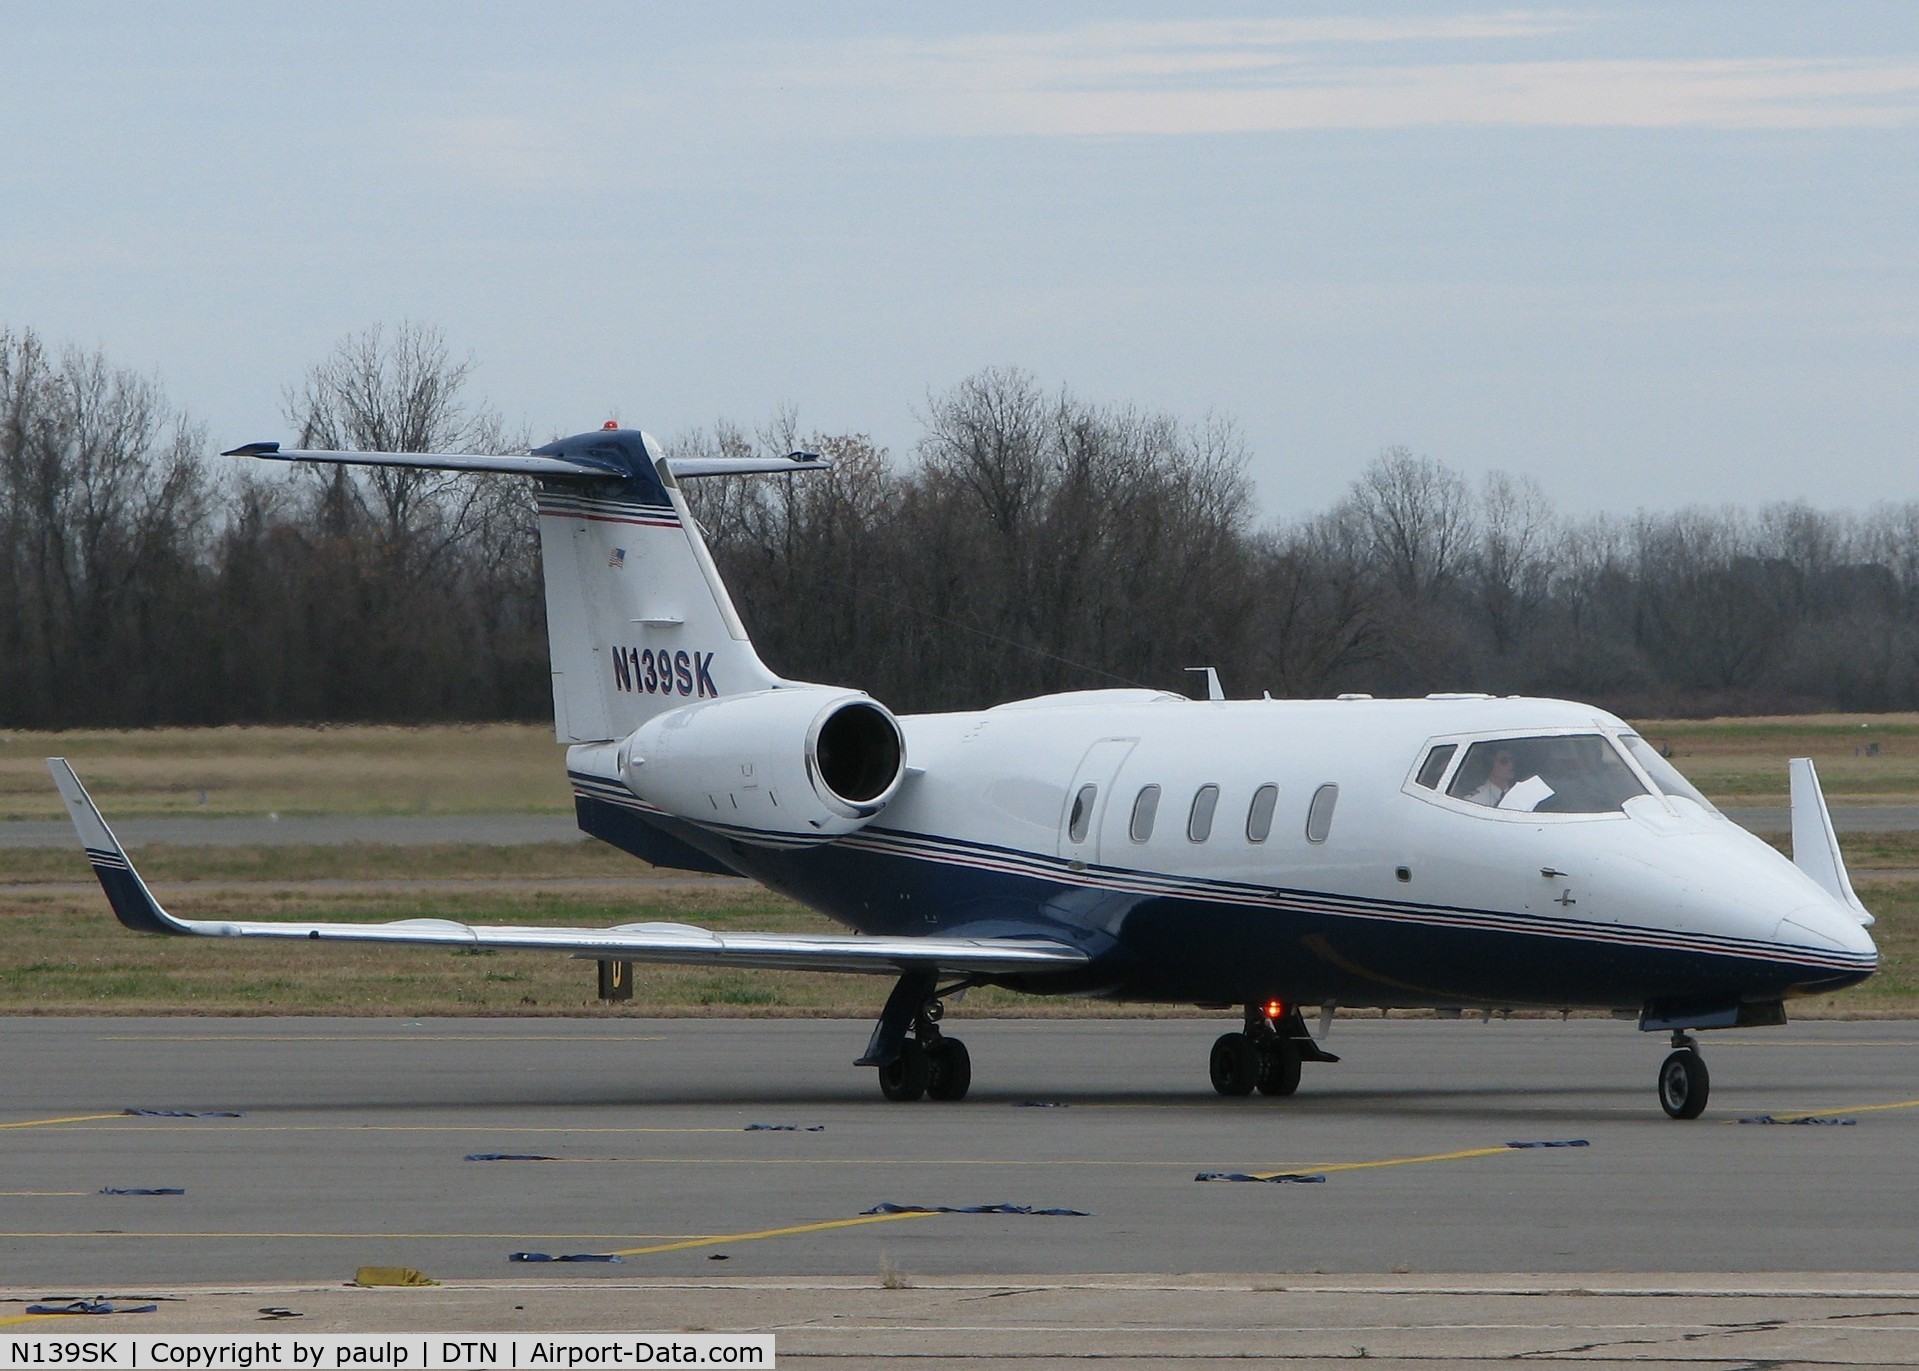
[{"x1": 50, "y1": 426, "x2": 1878, "y2": 1118}]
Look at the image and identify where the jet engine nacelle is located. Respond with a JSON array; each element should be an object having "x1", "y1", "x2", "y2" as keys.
[{"x1": 618, "y1": 686, "x2": 907, "y2": 845}]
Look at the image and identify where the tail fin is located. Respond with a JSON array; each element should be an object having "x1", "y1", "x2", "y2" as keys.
[{"x1": 226, "y1": 427, "x2": 819, "y2": 743}]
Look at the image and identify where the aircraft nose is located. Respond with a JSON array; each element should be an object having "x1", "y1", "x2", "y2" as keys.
[{"x1": 1775, "y1": 895, "x2": 1878, "y2": 965}]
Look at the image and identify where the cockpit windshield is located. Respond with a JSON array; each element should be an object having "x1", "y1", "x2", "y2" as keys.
[
  {"x1": 1619, "y1": 734, "x2": 1721, "y2": 815},
  {"x1": 1444, "y1": 734, "x2": 1650, "y2": 814}
]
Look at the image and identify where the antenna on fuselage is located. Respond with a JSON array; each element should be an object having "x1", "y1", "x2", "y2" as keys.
[{"x1": 1185, "y1": 667, "x2": 1224, "y2": 702}]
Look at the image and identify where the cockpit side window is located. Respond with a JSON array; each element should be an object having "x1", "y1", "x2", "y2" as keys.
[
  {"x1": 1414, "y1": 744, "x2": 1457, "y2": 790},
  {"x1": 1620, "y1": 734, "x2": 1721, "y2": 815},
  {"x1": 1446, "y1": 734, "x2": 1649, "y2": 814}
]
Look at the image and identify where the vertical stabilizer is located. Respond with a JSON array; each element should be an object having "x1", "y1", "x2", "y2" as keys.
[
  {"x1": 532, "y1": 428, "x2": 781, "y2": 743},
  {"x1": 221, "y1": 427, "x2": 787, "y2": 747}
]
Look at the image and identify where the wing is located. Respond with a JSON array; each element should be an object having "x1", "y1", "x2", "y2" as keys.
[{"x1": 46, "y1": 760, "x2": 1087, "y2": 978}]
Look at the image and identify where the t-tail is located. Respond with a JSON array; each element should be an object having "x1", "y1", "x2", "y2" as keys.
[
  {"x1": 525, "y1": 428, "x2": 783, "y2": 743},
  {"x1": 223, "y1": 429, "x2": 908, "y2": 851}
]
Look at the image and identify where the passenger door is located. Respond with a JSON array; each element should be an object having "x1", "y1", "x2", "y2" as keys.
[{"x1": 1058, "y1": 737, "x2": 1138, "y2": 868}]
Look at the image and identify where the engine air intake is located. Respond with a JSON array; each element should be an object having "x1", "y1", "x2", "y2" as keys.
[{"x1": 816, "y1": 701, "x2": 904, "y2": 805}]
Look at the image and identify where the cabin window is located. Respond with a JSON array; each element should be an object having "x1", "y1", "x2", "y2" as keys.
[
  {"x1": 1305, "y1": 784, "x2": 1338, "y2": 843},
  {"x1": 1246, "y1": 784, "x2": 1278, "y2": 842},
  {"x1": 1446, "y1": 734, "x2": 1649, "y2": 814},
  {"x1": 1188, "y1": 785, "x2": 1219, "y2": 842},
  {"x1": 1129, "y1": 785, "x2": 1161, "y2": 842},
  {"x1": 1414, "y1": 744, "x2": 1456, "y2": 790},
  {"x1": 1068, "y1": 784, "x2": 1096, "y2": 843}
]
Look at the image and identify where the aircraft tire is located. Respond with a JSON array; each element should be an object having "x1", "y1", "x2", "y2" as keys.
[
  {"x1": 878, "y1": 1040, "x2": 931, "y2": 1102},
  {"x1": 925, "y1": 1038, "x2": 972, "y2": 1101},
  {"x1": 1255, "y1": 1038, "x2": 1303, "y2": 1096},
  {"x1": 1657, "y1": 1048, "x2": 1710, "y2": 1120},
  {"x1": 1209, "y1": 1032, "x2": 1260, "y2": 1096}
]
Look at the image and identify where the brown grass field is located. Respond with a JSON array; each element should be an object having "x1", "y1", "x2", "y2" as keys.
[
  {"x1": 5, "y1": 713, "x2": 1919, "y2": 821},
  {"x1": 0, "y1": 724, "x2": 571, "y2": 820},
  {"x1": 1, "y1": 717, "x2": 1914, "y2": 1017}
]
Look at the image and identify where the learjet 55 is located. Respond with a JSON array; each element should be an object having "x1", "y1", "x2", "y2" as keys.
[{"x1": 50, "y1": 426, "x2": 1878, "y2": 1117}]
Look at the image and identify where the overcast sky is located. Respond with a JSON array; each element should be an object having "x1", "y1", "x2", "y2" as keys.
[{"x1": 6, "y1": 3, "x2": 1915, "y2": 519}]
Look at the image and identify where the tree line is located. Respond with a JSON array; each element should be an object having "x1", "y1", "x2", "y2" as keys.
[{"x1": 4, "y1": 322, "x2": 1915, "y2": 730}]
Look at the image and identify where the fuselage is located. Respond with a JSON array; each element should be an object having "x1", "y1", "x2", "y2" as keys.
[{"x1": 572, "y1": 690, "x2": 1877, "y2": 1014}]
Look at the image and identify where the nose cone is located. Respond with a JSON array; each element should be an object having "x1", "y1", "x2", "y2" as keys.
[
  {"x1": 1776, "y1": 893, "x2": 1879, "y2": 970},
  {"x1": 1617, "y1": 821, "x2": 1878, "y2": 994}
]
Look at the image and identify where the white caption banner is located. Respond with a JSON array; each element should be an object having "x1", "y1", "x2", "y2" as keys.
[{"x1": 0, "y1": 1334, "x2": 773, "y2": 1370}]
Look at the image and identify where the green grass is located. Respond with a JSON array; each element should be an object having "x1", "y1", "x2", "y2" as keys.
[
  {"x1": 1636, "y1": 713, "x2": 1919, "y2": 804},
  {"x1": 5, "y1": 843, "x2": 1911, "y2": 1017}
]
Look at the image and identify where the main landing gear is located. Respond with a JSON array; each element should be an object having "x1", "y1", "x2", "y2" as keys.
[
  {"x1": 859, "y1": 970, "x2": 973, "y2": 1102},
  {"x1": 1210, "y1": 1002, "x2": 1338, "y2": 1097},
  {"x1": 1657, "y1": 1031, "x2": 1711, "y2": 1120}
]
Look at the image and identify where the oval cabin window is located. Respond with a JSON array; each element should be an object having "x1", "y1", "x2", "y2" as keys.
[
  {"x1": 1305, "y1": 783, "x2": 1339, "y2": 844},
  {"x1": 1068, "y1": 784, "x2": 1097, "y2": 843},
  {"x1": 1188, "y1": 785, "x2": 1220, "y2": 842},
  {"x1": 1130, "y1": 785, "x2": 1161, "y2": 842},
  {"x1": 1246, "y1": 784, "x2": 1278, "y2": 842}
]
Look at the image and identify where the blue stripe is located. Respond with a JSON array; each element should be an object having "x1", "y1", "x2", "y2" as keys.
[
  {"x1": 567, "y1": 775, "x2": 1869, "y2": 976},
  {"x1": 566, "y1": 782, "x2": 1873, "y2": 1007}
]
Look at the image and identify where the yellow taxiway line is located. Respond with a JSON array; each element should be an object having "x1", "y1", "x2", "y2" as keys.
[
  {"x1": 1744, "y1": 1096, "x2": 1919, "y2": 1123},
  {"x1": 603, "y1": 1210, "x2": 940, "y2": 1258},
  {"x1": 1239, "y1": 1143, "x2": 1548, "y2": 1182},
  {"x1": 0, "y1": 1113, "x2": 126, "y2": 1131}
]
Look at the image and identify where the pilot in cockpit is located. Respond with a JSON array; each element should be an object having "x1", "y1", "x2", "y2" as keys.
[{"x1": 1465, "y1": 747, "x2": 1517, "y2": 806}]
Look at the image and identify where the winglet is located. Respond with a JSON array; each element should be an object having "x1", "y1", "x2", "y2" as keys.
[
  {"x1": 1788, "y1": 757, "x2": 1873, "y2": 926},
  {"x1": 219, "y1": 441, "x2": 282, "y2": 457},
  {"x1": 45, "y1": 760, "x2": 194, "y2": 935}
]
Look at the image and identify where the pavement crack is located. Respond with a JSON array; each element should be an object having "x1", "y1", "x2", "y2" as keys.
[{"x1": 1515, "y1": 1317, "x2": 1787, "y2": 1359}]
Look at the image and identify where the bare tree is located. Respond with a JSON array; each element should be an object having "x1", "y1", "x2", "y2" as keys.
[
  {"x1": 283, "y1": 321, "x2": 521, "y2": 556},
  {"x1": 0, "y1": 327, "x2": 211, "y2": 725},
  {"x1": 1347, "y1": 446, "x2": 1475, "y2": 605},
  {"x1": 1473, "y1": 470, "x2": 1557, "y2": 655}
]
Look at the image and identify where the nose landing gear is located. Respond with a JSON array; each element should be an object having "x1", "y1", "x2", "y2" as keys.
[{"x1": 1658, "y1": 1031, "x2": 1711, "y2": 1120}]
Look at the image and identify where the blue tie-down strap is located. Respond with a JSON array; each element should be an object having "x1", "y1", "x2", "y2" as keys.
[
  {"x1": 860, "y1": 1202, "x2": 1091, "y2": 1217},
  {"x1": 99, "y1": 1187, "x2": 185, "y2": 1195},
  {"x1": 124, "y1": 1108, "x2": 244, "y2": 1117},
  {"x1": 743, "y1": 1123, "x2": 825, "y2": 1132},
  {"x1": 465, "y1": 1154, "x2": 559, "y2": 1162},
  {"x1": 1194, "y1": 1172, "x2": 1326, "y2": 1184},
  {"x1": 507, "y1": 1252, "x2": 622, "y2": 1263},
  {"x1": 1737, "y1": 1114, "x2": 1856, "y2": 1126},
  {"x1": 27, "y1": 1301, "x2": 159, "y2": 1315},
  {"x1": 1504, "y1": 1139, "x2": 1591, "y2": 1149},
  {"x1": 1015, "y1": 1101, "x2": 1068, "y2": 1108}
]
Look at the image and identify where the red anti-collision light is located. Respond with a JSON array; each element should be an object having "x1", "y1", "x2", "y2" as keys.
[
  {"x1": 1262, "y1": 999, "x2": 1286, "y2": 1021},
  {"x1": 602, "y1": 420, "x2": 619, "y2": 430}
]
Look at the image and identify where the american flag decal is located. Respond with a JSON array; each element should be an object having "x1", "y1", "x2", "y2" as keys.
[{"x1": 608, "y1": 547, "x2": 626, "y2": 569}]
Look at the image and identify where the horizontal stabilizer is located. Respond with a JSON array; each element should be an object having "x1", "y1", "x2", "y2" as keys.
[
  {"x1": 222, "y1": 443, "x2": 831, "y2": 482},
  {"x1": 48, "y1": 760, "x2": 1087, "y2": 977},
  {"x1": 1788, "y1": 757, "x2": 1872, "y2": 925},
  {"x1": 670, "y1": 451, "x2": 830, "y2": 478},
  {"x1": 221, "y1": 443, "x2": 626, "y2": 480}
]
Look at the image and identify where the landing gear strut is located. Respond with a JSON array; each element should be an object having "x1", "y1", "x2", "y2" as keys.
[
  {"x1": 860, "y1": 970, "x2": 973, "y2": 1102},
  {"x1": 1657, "y1": 1030, "x2": 1710, "y2": 1120},
  {"x1": 1210, "y1": 1003, "x2": 1336, "y2": 1097}
]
